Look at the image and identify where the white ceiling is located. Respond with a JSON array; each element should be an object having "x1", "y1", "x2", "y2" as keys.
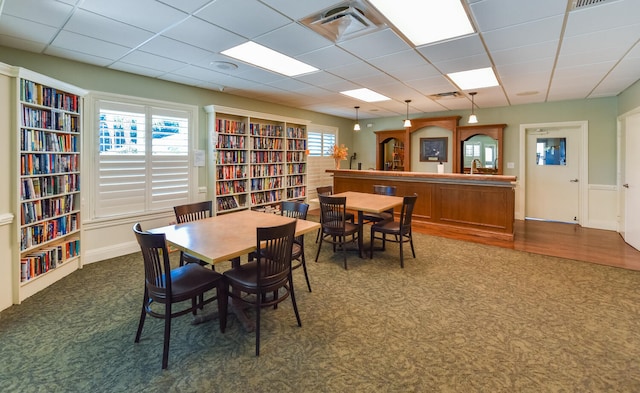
[{"x1": 1, "y1": 0, "x2": 639, "y2": 121}]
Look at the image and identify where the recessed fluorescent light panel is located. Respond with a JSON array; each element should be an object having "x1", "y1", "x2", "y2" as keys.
[
  {"x1": 368, "y1": 0, "x2": 474, "y2": 46},
  {"x1": 340, "y1": 88, "x2": 391, "y2": 102},
  {"x1": 447, "y1": 67, "x2": 499, "y2": 90},
  {"x1": 221, "y1": 41, "x2": 318, "y2": 77}
]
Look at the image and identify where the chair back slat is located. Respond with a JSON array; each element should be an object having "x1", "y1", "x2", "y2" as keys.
[
  {"x1": 318, "y1": 195, "x2": 347, "y2": 232},
  {"x1": 281, "y1": 201, "x2": 309, "y2": 242},
  {"x1": 316, "y1": 185, "x2": 333, "y2": 197},
  {"x1": 174, "y1": 201, "x2": 213, "y2": 224},
  {"x1": 256, "y1": 220, "x2": 296, "y2": 285}
]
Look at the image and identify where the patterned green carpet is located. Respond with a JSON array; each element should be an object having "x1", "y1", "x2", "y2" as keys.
[{"x1": 2, "y1": 230, "x2": 640, "y2": 392}]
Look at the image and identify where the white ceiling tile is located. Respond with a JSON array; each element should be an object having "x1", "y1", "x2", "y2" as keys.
[
  {"x1": 164, "y1": 17, "x2": 245, "y2": 52},
  {"x1": 0, "y1": 34, "x2": 48, "y2": 53},
  {"x1": 482, "y1": 16, "x2": 564, "y2": 52},
  {"x1": 108, "y1": 62, "x2": 166, "y2": 77},
  {"x1": 470, "y1": 0, "x2": 566, "y2": 32},
  {"x1": 417, "y1": 34, "x2": 485, "y2": 63},
  {"x1": 0, "y1": 15, "x2": 59, "y2": 44},
  {"x1": 3, "y1": 0, "x2": 74, "y2": 27},
  {"x1": 44, "y1": 46, "x2": 115, "y2": 67},
  {"x1": 338, "y1": 28, "x2": 410, "y2": 60},
  {"x1": 296, "y1": 46, "x2": 360, "y2": 69},
  {"x1": 80, "y1": 0, "x2": 188, "y2": 33},
  {"x1": 195, "y1": 0, "x2": 290, "y2": 39},
  {"x1": 158, "y1": 0, "x2": 214, "y2": 13},
  {"x1": 256, "y1": 23, "x2": 331, "y2": 57},
  {"x1": 260, "y1": 0, "x2": 343, "y2": 20},
  {"x1": 64, "y1": 9, "x2": 154, "y2": 48},
  {"x1": 50, "y1": 31, "x2": 131, "y2": 60},
  {"x1": 119, "y1": 51, "x2": 187, "y2": 73},
  {"x1": 565, "y1": 0, "x2": 640, "y2": 37},
  {"x1": 139, "y1": 36, "x2": 212, "y2": 64},
  {"x1": 491, "y1": 41, "x2": 559, "y2": 67}
]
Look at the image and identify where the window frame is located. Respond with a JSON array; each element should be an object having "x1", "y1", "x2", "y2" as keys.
[{"x1": 84, "y1": 92, "x2": 199, "y2": 222}]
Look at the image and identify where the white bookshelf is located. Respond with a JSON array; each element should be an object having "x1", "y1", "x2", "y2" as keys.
[
  {"x1": 204, "y1": 105, "x2": 308, "y2": 215},
  {"x1": 13, "y1": 67, "x2": 87, "y2": 303}
]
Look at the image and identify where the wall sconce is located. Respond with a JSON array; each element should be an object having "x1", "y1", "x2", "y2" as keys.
[
  {"x1": 353, "y1": 106, "x2": 361, "y2": 131},
  {"x1": 403, "y1": 99, "x2": 412, "y2": 128},
  {"x1": 468, "y1": 92, "x2": 478, "y2": 124}
]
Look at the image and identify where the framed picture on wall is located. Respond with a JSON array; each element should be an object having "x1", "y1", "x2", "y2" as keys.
[{"x1": 420, "y1": 137, "x2": 448, "y2": 162}]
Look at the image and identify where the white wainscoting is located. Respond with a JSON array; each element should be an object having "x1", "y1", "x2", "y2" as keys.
[{"x1": 587, "y1": 184, "x2": 618, "y2": 231}]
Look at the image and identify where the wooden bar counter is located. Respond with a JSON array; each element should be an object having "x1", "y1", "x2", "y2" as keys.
[{"x1": 328, "y1": 169, "x2": 517, "y2": 241}]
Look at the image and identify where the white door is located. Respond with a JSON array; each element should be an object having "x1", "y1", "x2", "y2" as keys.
[
  {"x1": 623, "y1": 112, "x2": 640, "y2": 250},
  {"x1": 525, "y1": 127, "x2": 581, "y2": 223}
]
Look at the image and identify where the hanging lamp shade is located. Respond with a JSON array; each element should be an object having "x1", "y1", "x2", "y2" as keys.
[
  {"x1": 403, "y1": 100, "x2": 412, "y2": 127},
  {"x1": 468, "y1": 92, "x2": 478, "y2": 124},
  {"x1": 353, "y1": 106, "x2": 361, "y2": 131}
]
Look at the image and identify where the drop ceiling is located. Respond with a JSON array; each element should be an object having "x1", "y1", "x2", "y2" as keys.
[{"x1": 0, "y1": 0, "x2": 638, "y2": 121}]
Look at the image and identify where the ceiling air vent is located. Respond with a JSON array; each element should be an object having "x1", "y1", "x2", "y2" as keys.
[
  {"x1": 571, "y1": 0, "x2": 616, "y2": 10},
  {"x1": 301, "y1": 0, "x2": 386, "y2": 43},
  {"x1": 429, "y1": 91, "x2": 461, "y2": 100}
]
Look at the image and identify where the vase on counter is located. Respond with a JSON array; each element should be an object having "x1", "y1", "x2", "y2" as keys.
[{"x1": 335, "y1": 158, "x2": 341, "y2": 169}]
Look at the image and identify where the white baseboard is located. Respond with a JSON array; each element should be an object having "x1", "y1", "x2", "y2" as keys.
[{"x1": 83, "y1": 241, "x2": 139, "y2": 264}]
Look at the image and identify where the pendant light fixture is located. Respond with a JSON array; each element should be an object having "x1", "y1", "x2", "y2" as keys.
[
  {"x1": 403, "y1": 99, "x2": 412, "y2": 128},
  {"x1": 468, "y1": 92, "x2": 478, "y2": 124},
  {"x1": 353, "y1": 106, "x2": 361, "y2": 131}
]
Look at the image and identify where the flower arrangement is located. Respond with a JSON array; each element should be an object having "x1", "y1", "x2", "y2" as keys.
[
  {"x1": 331, "y1": 144, "x2": 348, "y2": 169},
  {"x1": 331, "y1": 144, "x2": 348, "y2": 160}
]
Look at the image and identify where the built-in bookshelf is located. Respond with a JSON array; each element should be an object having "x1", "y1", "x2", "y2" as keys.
[
  {"x1": 14, "y1": 69, "x2": 86, "y2": 303},
  {"x1": 204, "y1": 105, "x2": 308, "y2": 215}
]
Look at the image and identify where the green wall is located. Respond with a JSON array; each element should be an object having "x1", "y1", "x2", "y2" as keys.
[{"x1": 2, "y1": 46, "x2": 638, "y2": 187}]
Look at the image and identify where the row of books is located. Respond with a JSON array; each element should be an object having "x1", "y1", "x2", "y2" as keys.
[
  {"x1": 216, "y1": 165, "x2": 246, "y2": 180},
  {"x1": 20, "y1": 79, "x2": 80, "y2": 113},
  {"x1": 20, "y1": 153, "x2": 79, "y2": 176},
  {"x1": 20, "y1": 213, "x2": 79, "y2": 251},
  {"x1": 216, "y1": 196, "x2": 239, "y2": 212},
  {"x1": 286, "y1": 163, "x2": 306, "y2": 174},
  {"x1": 216, "y1": 134, "x2": 245, "y2": 149},
  {"x1": 286, "y1": 126, "x2": 305, "y2": 139},
  {"x1": 250, "y1": 163, "x2": 283, "y2": 177},
  {"x1": 287, "y1": 139, "x2": 307, "y2": 150},
  {"x1": 250, "y1": 190, "x2": 283, "y2": 205},
  {"x1": 21, "y1": 174, "x2": 79, "y2": 201},
  {"x1": 287, "y1": 175, "x2": 305, "y2": 187},
  {"x1": 21, "y1": 194, "x2": 76, "y2": 225},
  {"x1": 250, "y1": 177, "x2": 283, "y2": 191},
  {"x1": 249, "y1": 123, "x2": 283, "y2": 137},
  {"x1": 252, "y1": 137, "x2": 283, "y2": 150},
  {"x1": 20, "y1": 128, "x2": 78, "y2": 153},
  {"x1": 216, "y1": 180, "x2": 246, "y2": 195},
  {"x1": 250, "y1": 151, "x2": 283, "y2": 163},
  {"x1": 216, "y1": 119, "x2": 245, "y2": 134},
  {"x1": 286, "y1": 151, "x2": 306, "y2": 162},
  {"x1": 20, "y1": 238, "x2": 80, "y2": 282},
  {"x1": 216, "y1": 150, "x2": 247, "y2": 165},
  {"x1": 287, "y1": 187, "x2": 306, "y2": 199},
  {"x1": 22, "y1": 106, "x2": 78, "y2": 132}
]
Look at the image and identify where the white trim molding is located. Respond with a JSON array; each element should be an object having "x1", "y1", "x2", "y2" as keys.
[{"x1": 0, "y1": 213, "x2": 14, "y2": 226}]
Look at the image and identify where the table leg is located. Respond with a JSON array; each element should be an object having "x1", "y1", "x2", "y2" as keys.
[
  {"x1": 357, "y1": 211, "x2": 364, "y2": 258},
  {"x1": 191, "y1": 257, "x2": 256, "y2": 333}
]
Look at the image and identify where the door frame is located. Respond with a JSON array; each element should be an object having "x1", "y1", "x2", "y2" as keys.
[
  {"x1": 517, "y1": 121, "x2": 589, "y2": 224},
  {"x1": 617, "y1": 107, "x2": 640, "y2": 246}
]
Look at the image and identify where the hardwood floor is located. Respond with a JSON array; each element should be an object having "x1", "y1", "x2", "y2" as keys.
[{"x1": 413, "y1": 219, "x2": 640, "y2": 271}]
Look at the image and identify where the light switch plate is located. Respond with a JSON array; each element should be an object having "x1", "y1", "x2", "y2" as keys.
[{"x1": 507, "y1": 162, "x2": 515, "y2": 169}]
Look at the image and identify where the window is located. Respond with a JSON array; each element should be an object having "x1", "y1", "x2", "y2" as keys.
[
  {"x1": 308, "y1": 130, "x2": 336, "y2": 157},
  {"x1": 90, "y1": 95, "x2": 197, "y2": 219}
]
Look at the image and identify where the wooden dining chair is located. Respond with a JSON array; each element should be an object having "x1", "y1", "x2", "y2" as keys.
[
  {"x1": 222, "y1": 220, "x2": 300, "y2": 356},
  {"x1": 369, "y1": 194, "x2": 418, "y2": 268},
  {"x1": 132, "y1": 223, "x2": 227, "y2": 369},
  {"x1": 280, "y1": 200, "x2": 312, "y2": 292},
  {"x1": 315, "y1": 194, "x2": 361, "y2": 270},
  {"x1": 361, "y1": 184, "x2": 397, "y2": 224},
  {"x1": 173, "y1": 201, "x2": 213, "y2": 268},
  {"x1": 315, "y1": 185, "x2": 354, "y2": 243}
]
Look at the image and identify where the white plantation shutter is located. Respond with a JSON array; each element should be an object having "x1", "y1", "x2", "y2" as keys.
[
  {"x1": 308, "y1": 130, "x2": 336, "y2": 157},
  {"x1": 94, "y1": 100, "x2": 192, "y2": 218}
]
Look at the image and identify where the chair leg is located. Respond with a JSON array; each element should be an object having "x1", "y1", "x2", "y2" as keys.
[
  {"x1": 300, "y1": 254, "x2": 312, "y2": 292},
  {"x1": 255, "y1": 291, "x2": 262, "y2": 356},
  {"x1": 342, "y1": 236, "x2": 348, "y2": 270},
  {"x1": 218, "y1": 282, "x2": 228, "y2": 333},
  {"x1": 135, "y1": 293, "x2": 148, "y2": 343},
  {"x1": 399, "y1": 234, "x2": 404, "y2": 269},
  {"x1": 289, "y1": 277, "x2": 302, "y2": 327},
  {"x1": 409, "y1": 231, "x2": 416, "y2": 258},
  {"x1": 162, "y1": 303, "x2": 172, "y2": 369},
  {"x1": 315, "y1": 232, "x2": 324, "y2": 262}
]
